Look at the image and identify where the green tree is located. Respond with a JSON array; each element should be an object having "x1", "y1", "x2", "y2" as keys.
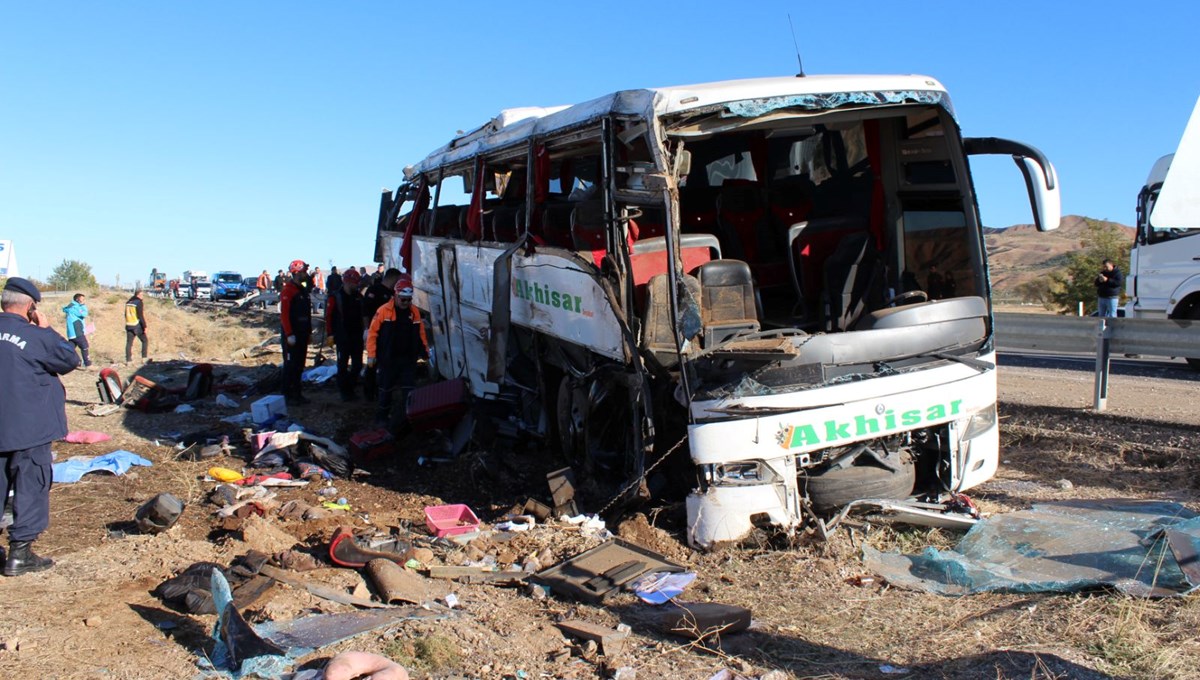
[
  {"x1": 47, "y1": 259, "x2": 98, "y2": 291},
  {"x1": 1047, "y1": 219, "x2": 1131, "y2": 315}
]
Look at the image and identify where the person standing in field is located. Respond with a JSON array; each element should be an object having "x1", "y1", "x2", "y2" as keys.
[
  {"x1": 280, "y1": 260, "x2": 313, "y2": 406},
  {"x1": 256, "y1": 269, "x2": 271, "y2": 295},
  {"x1": 366, "y1": 282, "x2": 428, "y2": 427},
  {"x1": 360, "y1": 268, "x2": 400, "y2": 400},
  {"x1": 62, "y1": 293, "x2": 92, "y2": 368},
  {"x1": 1095, "y1": 258, "x2": 1124, "y2": 318},
  {"x1": 325, "y1": 268, "x2": 365, "y2": 401},
  {"x1": 124, "y1": 289, "x2": 149, "y2": 363}
]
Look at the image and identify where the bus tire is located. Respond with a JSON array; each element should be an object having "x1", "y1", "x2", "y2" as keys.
[{"x1": 803, "y1": 458, "x2": 916, "y2": 512}]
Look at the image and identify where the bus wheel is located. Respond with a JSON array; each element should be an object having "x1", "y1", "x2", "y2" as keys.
[
  {"x1": 802, "y1": 458, "x2": 916, "y2": 512},
  {"x1": 555, "y1": 374, "x2": 639, "y2": 484},
  {"x1": 555, "y1": 376, "x2": 589, "y2": 466}
]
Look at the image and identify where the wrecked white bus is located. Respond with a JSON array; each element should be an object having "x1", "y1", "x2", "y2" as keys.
[{"x1": 377, "y1": 75, "x2": 1061, "y2": 548}]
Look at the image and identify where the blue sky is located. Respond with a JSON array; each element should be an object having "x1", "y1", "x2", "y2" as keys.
[{"x1": 2, "y1": 2, "x2": 1198, "y2": 286}]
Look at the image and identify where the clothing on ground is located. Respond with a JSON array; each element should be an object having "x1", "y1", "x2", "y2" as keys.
[{"x1": 52, "y1": 450, "x2": 154, "y2": 484}]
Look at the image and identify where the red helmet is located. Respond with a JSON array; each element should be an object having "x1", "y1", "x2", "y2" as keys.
[
  {"x1": 288, "y1": 259, "x2": 308, "y2": 274},
  {"x1": 394, "y1": 279, "x2": 414, "y2": 298},
  {"x1": 341, "y1": 268, "x2": 362, "y2": 286}
]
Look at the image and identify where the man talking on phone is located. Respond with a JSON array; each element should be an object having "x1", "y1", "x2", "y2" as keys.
[{"x1": 0, "y1": 277, "x2": 80, "y2": 575}]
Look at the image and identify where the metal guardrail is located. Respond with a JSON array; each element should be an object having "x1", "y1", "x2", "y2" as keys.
[{"x1": 994, "y1": 312, "x2": 1200, "y2": 410}]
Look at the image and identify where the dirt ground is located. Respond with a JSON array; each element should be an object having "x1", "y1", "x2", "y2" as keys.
[{"x1": 2, "y1": 296, "x2": 1199, "y2": 679}]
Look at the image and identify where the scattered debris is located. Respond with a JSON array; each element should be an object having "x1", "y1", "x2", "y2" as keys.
[
  {"x1": 653, "y1": 602, "x2": 752, "y2": 640},
  {"x1": 425, "y1": 504, "x2": 481, "y2": 538},
  {"x1": 628, "y1": 571, "x2": 697, "y2": 604},
  {"x1": 556, "y1": 620, "x2": 630, "y2": 658},
  {"x1": 51, "y1": 450, "x2": 153, "y2": 484},
  {"x1": 61, "y1": 430, "x2": 112, "y2": 444},
  {"x1": 250, "y1": 394, "x2": 287, "y2": 426},
  {"x1": 864, "y1": 499, "x2": 1200, "y2": 597},
  {"x1": 134, "y1": 492, "x2": 185, "y2": 534},
  {"x1": 84, "y1": 403, "x2": 121, "y2": 417},
  {"x1": 365, "y1": 558, "x2": 440, "y2": 604},
  {"x1": 533, "y1": 538, "x2": 685, "y2": 603}
]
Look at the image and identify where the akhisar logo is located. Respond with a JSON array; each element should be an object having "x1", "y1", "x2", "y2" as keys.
[
  {"x1": 778, "y1": 399, "x2": 964, "y2": 449},
  {"x1": 512, "y1": 278, "x2": 588, "y2": 315}
]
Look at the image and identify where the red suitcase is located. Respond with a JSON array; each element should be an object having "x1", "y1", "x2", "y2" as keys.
[
  {"x1": 406, "y1": 378, "x2": 469, "y2": 432},
  {"x1": 349, "y1": 428, "x2": 396, "y2": 463}
]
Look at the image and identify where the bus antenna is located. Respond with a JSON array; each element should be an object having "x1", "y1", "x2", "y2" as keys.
[{"x1": 788, "y1": 14, "x2": 806, "y2": 77}]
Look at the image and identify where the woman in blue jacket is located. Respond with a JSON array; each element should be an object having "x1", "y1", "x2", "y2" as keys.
[{"x1": 62, "y1": 293, "x2": 92, "y2": 367}]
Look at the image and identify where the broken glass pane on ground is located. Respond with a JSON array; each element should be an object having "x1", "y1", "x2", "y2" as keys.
[{"x1": 863, "y1": 499, "x2": 1200, "y2": 597}]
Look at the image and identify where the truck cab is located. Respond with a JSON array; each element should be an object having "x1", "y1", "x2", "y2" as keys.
[{"x1": 1126, "y1": 97, "x2": 1200, "y2": 369}]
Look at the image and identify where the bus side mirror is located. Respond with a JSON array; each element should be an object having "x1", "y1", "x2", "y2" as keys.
[
  {"x1": 964, "y1": 137, "x2": 1061, "y2": 232},
  {"x1": 1016, "y1": 156, "x2": 1061, "y2": 232},
  {"x1": 674, "y1": 149, "x2": 692, "y2": 180}
]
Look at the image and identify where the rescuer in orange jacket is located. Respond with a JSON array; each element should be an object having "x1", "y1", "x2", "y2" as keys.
[{"x1": 366, "y1": 282, "x2": 427, "y2": 426}]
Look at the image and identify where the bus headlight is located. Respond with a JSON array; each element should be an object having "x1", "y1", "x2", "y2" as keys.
[{"x1": 961, "y1": 404, "x2": 997, "y2": 440}]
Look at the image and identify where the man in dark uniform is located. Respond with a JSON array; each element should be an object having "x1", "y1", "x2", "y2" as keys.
[
  {"x1": 360, "y1": 268, "x2": 401, "y2": 399},
  {"x1": 0, "y1": 277, "x2": 79, "y2": 575},
  {"x1": 366, "y1": 282, "x2": 428, "y2": 428},
  {"x1": 324, "y1": 267, "x2": 365, "y2": 401},
  {"x1": 280, "y1": 260, "x2": 313, "y2": 406}
]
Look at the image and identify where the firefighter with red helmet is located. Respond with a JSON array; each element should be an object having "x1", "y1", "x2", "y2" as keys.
[
  {"x1": 280, "y1": 260, "x2": 313, "y2": 405},
  {"x1": 366, "y1": 280, "x2": 428, "y2": 427},
  {"x1": 324, "y1": 267, "x2": 365, "y2": 401}
]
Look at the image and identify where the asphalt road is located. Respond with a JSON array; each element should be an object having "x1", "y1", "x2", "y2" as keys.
[{"x1": 999, "y1": 350, "x2": 1199, "y2": 382}]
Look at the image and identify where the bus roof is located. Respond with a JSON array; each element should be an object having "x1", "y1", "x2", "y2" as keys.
[{"x1": 408, "y1": 74, "x2": 949, "y2": 176}]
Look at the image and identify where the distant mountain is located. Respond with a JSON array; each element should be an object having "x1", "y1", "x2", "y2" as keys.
[{"x1": 984, "y1": 215, "x2": 1134, "y2": 295}]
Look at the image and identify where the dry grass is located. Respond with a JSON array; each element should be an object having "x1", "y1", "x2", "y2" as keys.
[{"x1": 44, "y1": 289, "x2": 273, "y2": 364}]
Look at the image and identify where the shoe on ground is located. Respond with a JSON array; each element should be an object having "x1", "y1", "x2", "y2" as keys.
[{"x1": 4, "y1": 541, "x2": 53, "y2": 576}]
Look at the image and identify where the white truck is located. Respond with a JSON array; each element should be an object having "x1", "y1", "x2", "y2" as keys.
[
  {"x1": 380, "y1": 75, "x2": 1060, "y2": 548},
  {"x1": 182, "y1": 270, "x2": 212, "y2": 300},
  {"x1": 1125, "y1": 97, "x2": 1200, "y2": 368}
]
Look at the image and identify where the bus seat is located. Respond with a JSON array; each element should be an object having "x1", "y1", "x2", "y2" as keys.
[
  {"x1": 697, "y1": 259, "x2": 760, "y2": 346},
  {"x1": 542, "y1": 203, "x2": 574, "y2": 248},
  {"x1": 571, "y1": 200, "x2": 607, "y2": 266},
  {"x1": 769, "y1": 176, "x2": 814, "y2": 229},
  {"x1": 792, "y1": 216, "x2": 870, "y2": 316},
  {"x1": 717, "y1": 180, "x2": 788, "y2": 288},
  {"x1": 431, "y1": 205, "x2": 464, "y2": 238},
  {"x1": 491, "y1": 203, "x2": 522, "y2": 242},
  {"x1": 642, "y1": 273, "x2": 701, "y2": 369},
  {"x1": 823, "y1": 231, "x2": 885, "y2": 332},
  {"x1": 629, "y1": 234, "x2": 721, "y2": 317}
]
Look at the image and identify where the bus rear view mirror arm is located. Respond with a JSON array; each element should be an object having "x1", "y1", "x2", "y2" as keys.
[{"x1": 964, "y1": 137, "x2": 1061, "y2": 232}]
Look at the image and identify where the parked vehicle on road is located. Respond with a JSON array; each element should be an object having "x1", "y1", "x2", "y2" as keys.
[
  {"x1": 148, "y1": 268, "x2": 167, "y2": 296},
  {"x1": 380, "y1": 74, "x2": 1061, "y2": 548},
  {"x1": 212, "y1": 271, "x2": 246, "y2": 300},
  {"x1": 1126, "y1": 96, "x2": 1200, "y2": 368},
  {"x1": 182, "y1": 270, "x2": 212, "y2": 300}
]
